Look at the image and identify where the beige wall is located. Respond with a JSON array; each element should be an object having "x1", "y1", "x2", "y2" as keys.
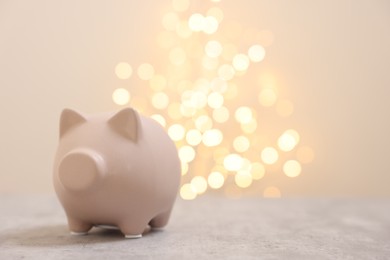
[{"x1": 1, "y1": 0, "x2": 389, "y2": 196}]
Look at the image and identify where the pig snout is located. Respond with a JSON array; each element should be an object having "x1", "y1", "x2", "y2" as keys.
[{"x1": 58, "y1": 148, "x2": 106, "y2": 191}]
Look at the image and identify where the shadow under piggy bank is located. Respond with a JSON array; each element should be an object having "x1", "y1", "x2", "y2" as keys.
[{"x1": 5, "y1": 224, "x2": 157, "y2": 247}]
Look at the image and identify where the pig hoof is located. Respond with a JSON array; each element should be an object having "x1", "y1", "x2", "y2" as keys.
[
  {"x1": 70, "y1": 231, "x2": 88, "y2": 236},
  {"x1": 125, "y1": 234, "x2": 142, "y2": 239}
]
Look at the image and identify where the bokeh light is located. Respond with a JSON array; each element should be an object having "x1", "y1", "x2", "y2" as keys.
[
  {"x1": 278, "y1": 129, "x2": 300, "y2": 152},
  {"x1": 191, "y1": 176, "x2": 208, "y2": 194},
  {"x1": 115, "y1": 62, "x2": 132, "y2": 79},
  {"x1": 208, "y1": 171, "x2": 225, "y2": 189},
  {"x1": 202, "y1": 129, "x2": 223, "y2": 147},
  {"x1": 261, "y1": 147, "x2": 279, "y2": 165},
  {"x1": 283, "y1": 160, "x2": 302, "y2": 177},
  {"x1": 112, "y1": 88, "x2": 130, "y2": 105},
  {"x1": 235, "y1": 171, "x2": 252, "y2": 188},
  {"x1": 168, "y1": 124, "x2": 186, "y2": 141},
  {"x1": 179, "y1": 145, "x2": 196, "y2": 163},
  {"x1": 248, "y1": 45, "x2": 266, "y2": 62},
  {"x1": 180, "y1": 183, "x2": 197, "y2": 200},
  {"x1": 232, "y1": 54, "x2": 250, "y2": 71},
  {"x1": 223, "y1": 153, "x2": 243, "y2": 171},
  {"x1": 235, "y1": 106, "x2": 252, "y2": 124},
  {"x1": 113, "y1": 0, "x2": 313, "y2": 199},
  {"x1": 137, "y1": 63, "x2": 155, "y2": 80},
  {"x1": 233, "y1": 136, "x2": 250, "y2": 153}
]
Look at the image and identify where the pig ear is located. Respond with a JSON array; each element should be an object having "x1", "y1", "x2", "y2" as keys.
[
  {"x1": 60, "y1": 109, "x2": 87, "y2": 138},
  {"x1": 108, "y1": 108, "x2": 138, "y2": 141}
]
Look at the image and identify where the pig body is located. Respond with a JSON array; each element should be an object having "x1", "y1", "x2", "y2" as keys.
[{"x1": 53, "y1": 108, "x2": 181, "y2": 238}]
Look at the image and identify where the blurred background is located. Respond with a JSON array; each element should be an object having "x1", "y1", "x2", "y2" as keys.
[{"x1": 0, "y1": 0, "x2": 389, "y2": 198}]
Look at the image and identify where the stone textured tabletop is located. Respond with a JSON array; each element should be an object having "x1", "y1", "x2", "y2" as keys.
[{"x1": 0, "y1": 194, "x2": 389, "y2": 259}]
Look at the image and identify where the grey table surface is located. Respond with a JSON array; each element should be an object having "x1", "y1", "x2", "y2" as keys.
[{"x1": 0, "y1": 194, "x2": 389, "y2": 260}]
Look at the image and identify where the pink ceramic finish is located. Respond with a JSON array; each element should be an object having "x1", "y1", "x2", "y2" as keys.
[{"x1": 53, "y1": 108, "x2": 181, "y2": 238}]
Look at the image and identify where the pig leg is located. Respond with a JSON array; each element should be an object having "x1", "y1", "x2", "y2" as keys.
[
  {"x1": 118, "y1": 219, "x2": 148, "y2": 239},
  {"x1": 149, "y1": 207, "x2": 173, "y2": 229},
  {"x1": 67, "y1": 216, "x2": 93, "y2": 235}
]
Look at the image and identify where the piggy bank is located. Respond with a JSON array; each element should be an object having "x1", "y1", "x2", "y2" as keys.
[{"x1": 53, "y1": 107, "x2": 181, "y2": 238}]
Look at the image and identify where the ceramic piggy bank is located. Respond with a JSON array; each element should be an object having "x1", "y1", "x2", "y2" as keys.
[{"x1": 53, "y1": 107, "x2": 181, "y2": 238}]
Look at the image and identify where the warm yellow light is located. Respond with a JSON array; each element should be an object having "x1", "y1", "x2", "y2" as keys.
[
  {"x1": 180, "y1": 104, "x2": 196, "y2": 117},
  {"x1": 162, "y1": 12, "x2": 179, "y2": 31},
  {"x1": 186, "y1": 129, "x2": 203, "y2": 146},
  {"x1": 263, "y1": 186, "x2": 281, "y2": 198},
  {"x1": 172, "y1": 0, "x2": 190, "y2": 12},
  {"x1": 235, "y1": 106, "x2": 252, "y2": 124},
  {"x1": 207, "y1": 92, "x2": 224, "y2": 109},
  {"x1": 297, "y1": 146, "x2": 315, "y2": 164},
  {"x1": 168, "y1": 124, "x2": 186, "y2": 141},
  {"x1": 203, "y1": 16, "x2": 219, "y2": 34},
  {"x1": 248, "y1": 45, "x2": 266, "y2": 63},
  {"x1": 150, "y1": 114, "x2": 166, "y2": 128},
  {"x1": 208, "y1": 171, "x2": 225, "y2": 189},
  {"x1": 241, "y1": 119, "x2": 257, "y2": 134},
  {"x1": 150, "y1": 74, "x2": 167, "y2": 91},
  {"x1": 218, "y1": 64, "x2": 235, "y2": 81},
  {"x1": 188, "y1": 13, "x2": 205, "y2": 32},
  {"x1": 251, "y1": 162, "x2": 265, "y2": 180},
  {"x1": 235, "y1": 171, "x2": 253, "y2": 188},
  {"x1": 115, "y1": 62, "x2": 132, "y2": 79},
  {"x1": 261, "y1": 147, "x2": 279, "y2": 164},
  {"x1": 259, "y1": 88, "x2": 277, "y2": 107},
  {"x1": 278, "y1": 129, "x2": 300, "y2": 152},
  {"x1": 195, "y1": 115, "x2": 213, "y2": 132},
  {"x1": 178, "y1": 145, "x2": 196, "y2": 163},
  {"x1": 207, "y1": 7, "x2": 224, "y2": 22},
  {"x1": 191, "y1": 176, "x2": 208, "y2": 194},
  {"x1": 205, "y1": 40, "x2": 223, "y2": 58},
  {"x1": 276, "y1": 99, "x2": 294, "y2": 117},
  {"x1": 180, "y1": 183, "x2": 197, "y2": 200},
  {"x1": 190, "y1": 91, "x2": 208, "y2": 109},
  {"x1": 112, "y1": 88, "x2": 130, "y2": 105},
  {"x1": 223, "y1": 153, "x2": 243, "y2": 171},
  {"x1": 151, "y1": 92, "x2": 169, "y2": 109},
  {"x1": 287, "y1": 129, "x2": 300, "y2": 143},
  {"x1": 137, "y1": 63, "x2": 155, "y2": 81},
  {"x1": 202, "y1": 129, "x2": 223, "y2": 147},
  {"x1": 212, "y1": 106, "x2": 229, "y2": 123},
  {"x1": 232, "y1": 54, "x2": 250, "y2": 71},
  {"x1": 240, "y1": 158, "x2": 252, "y2": 172},
  {"x1": 169, "y1": 47, "x2": 187, "y2": 65},
  {"x1": 233, "y1": 136, "x2": 250, "y2": 153},
  {"x1": 283, "y1": 160, "x2": 302, "y2": 177}
]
